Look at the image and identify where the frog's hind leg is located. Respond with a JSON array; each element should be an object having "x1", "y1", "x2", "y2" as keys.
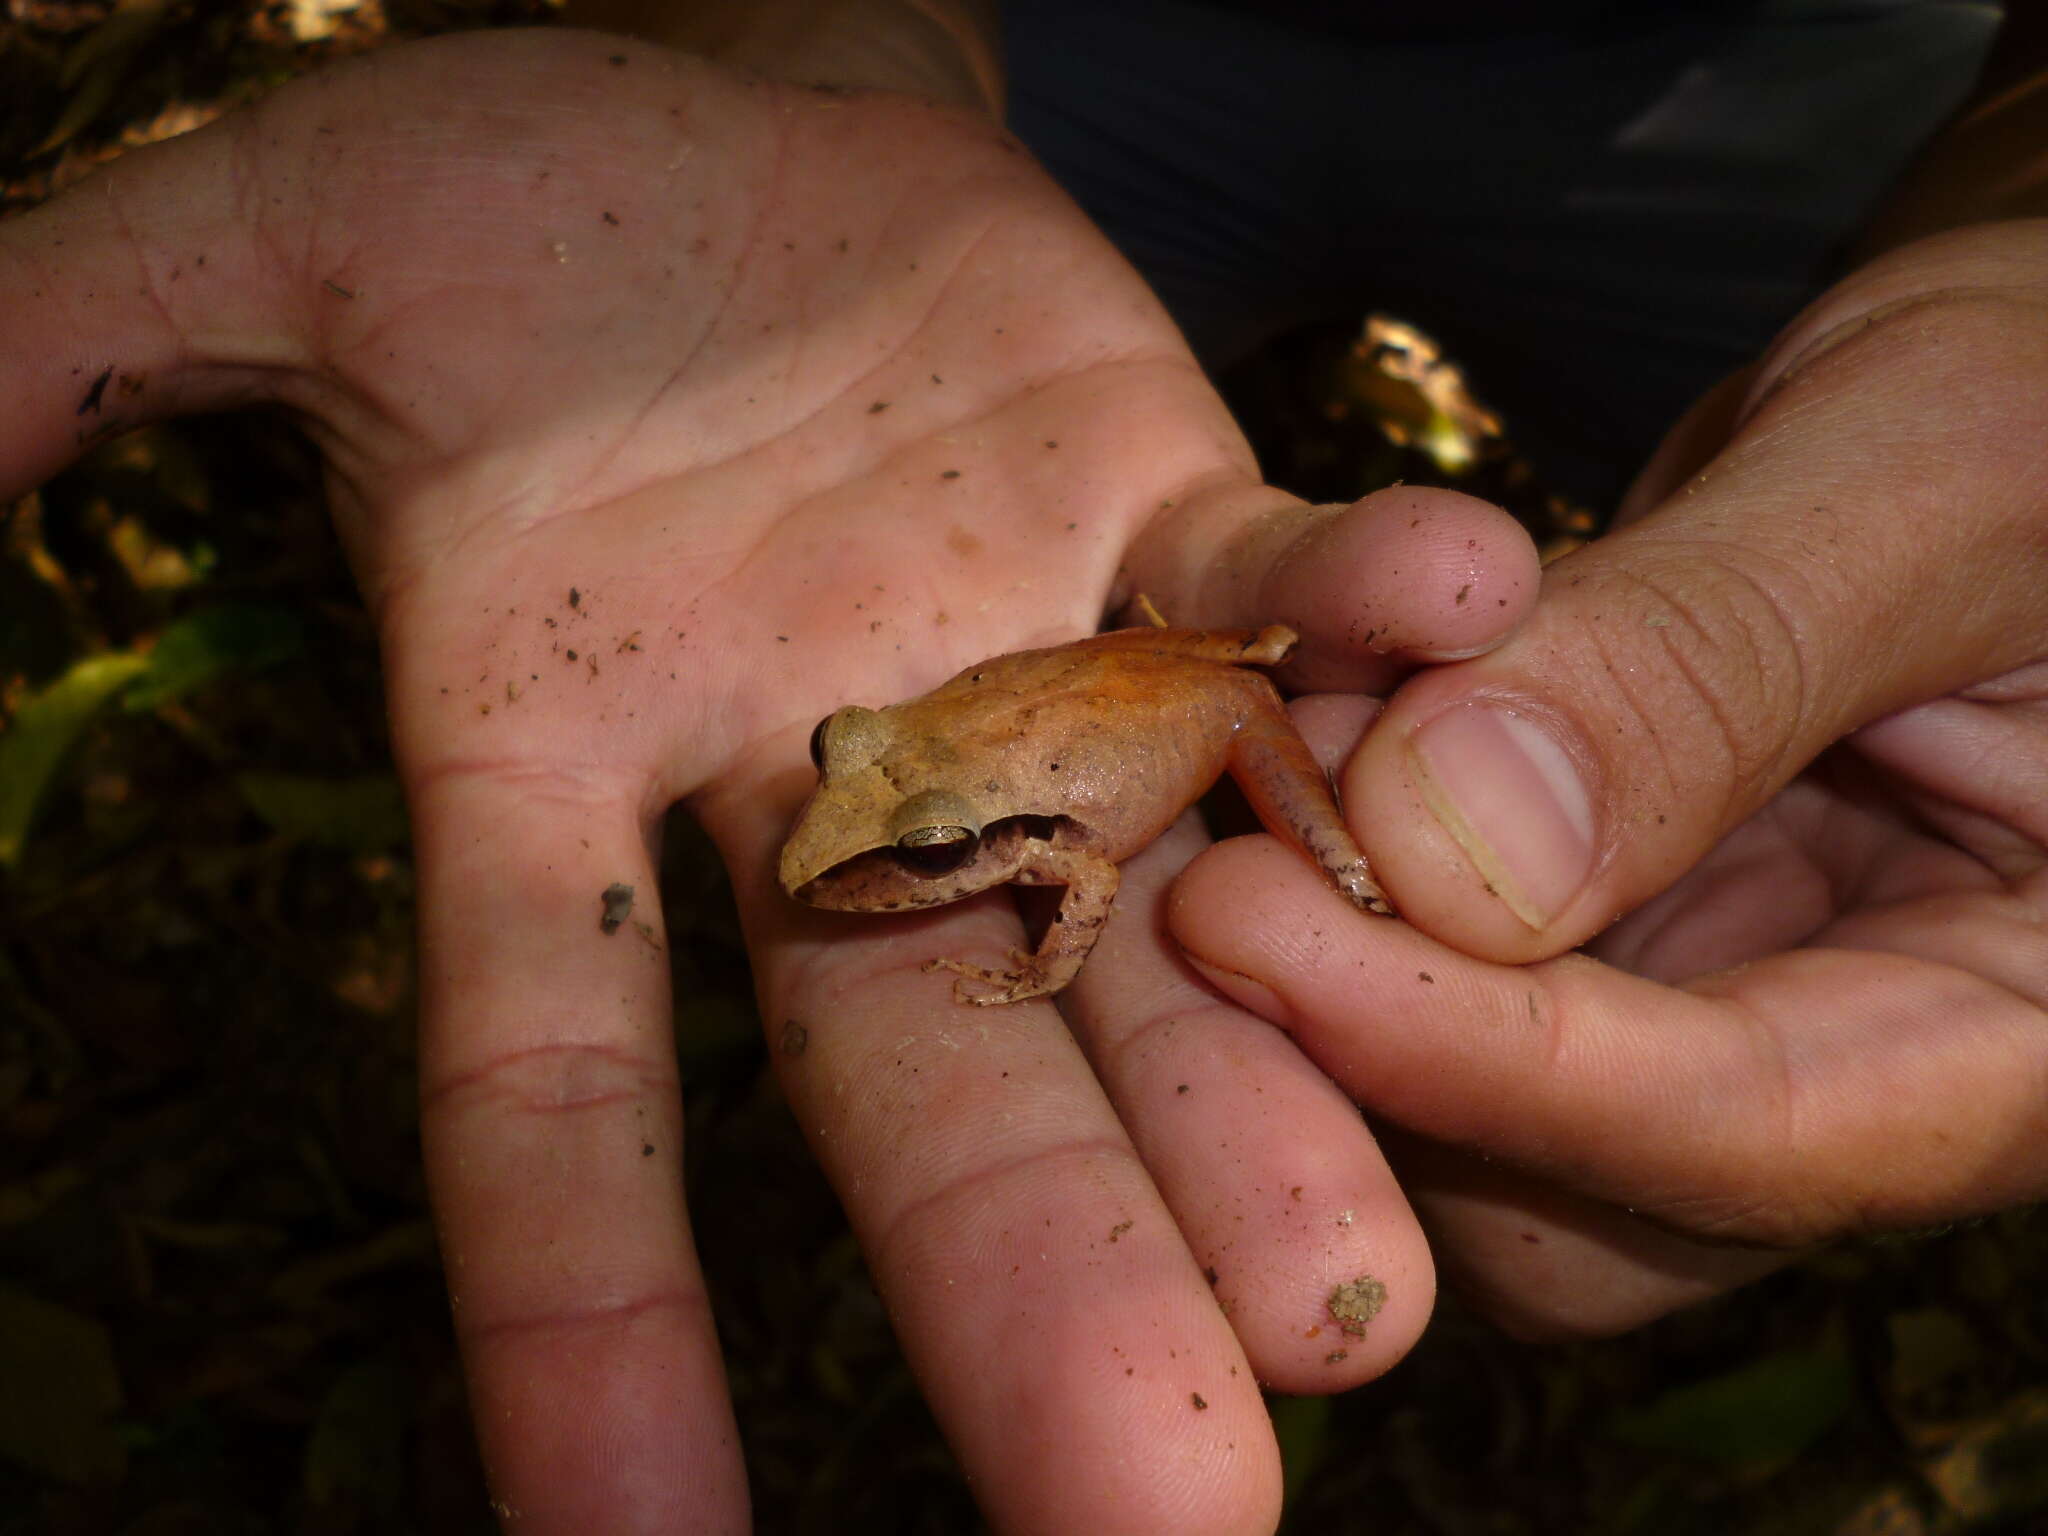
[
  {"x1": 1075, "y1": 624, "x2": 1299, "y2": 666},
  {"x1": 1227, "y1": 707, "x2": 1393, "y2": 915}
]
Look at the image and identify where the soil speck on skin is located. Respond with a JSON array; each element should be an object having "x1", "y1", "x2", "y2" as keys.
[
  {"x1": 599, "y1": 882, "x2": 634, "y2": 934},
  {"x1": 780, "y1": 1020, "x2": 810, "y2": 1057},
  {"x1": 1329, "y1": 1275, "x2": 1387, "y2": 1337},
  {"x1": 78, "y1": 365, "x2": 113, "y2": 414},
  {"x1": 1191, "y1": 1393, "x2": 1208, "y2": 1411}
]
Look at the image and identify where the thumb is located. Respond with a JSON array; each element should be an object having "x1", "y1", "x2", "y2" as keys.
[
  {"x1": 1350, "y1": 225, "x2": 2048, "y2": 959},
  {"x1": 0, "y1": 110, "x2": 328, "y2": 502}
]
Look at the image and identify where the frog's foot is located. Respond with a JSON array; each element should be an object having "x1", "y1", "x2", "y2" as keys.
[
  {"x1": 923, "y1": 951, "x2": 1061, "y2": 1006},
  {"x1": 1332, "y1": 858, "x2": 1394, "y2": 916}
]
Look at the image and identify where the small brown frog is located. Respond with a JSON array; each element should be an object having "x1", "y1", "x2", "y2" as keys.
[{"x1": 779, "y1": 624, "x2": 1391, "y2": 1004}]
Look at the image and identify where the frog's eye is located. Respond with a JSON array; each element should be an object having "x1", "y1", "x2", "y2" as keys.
[
  {"x1": 808, "y1": 714, "x2": 833, "y2": 769},
  {"x1": 893, "y1": 824, "x2": 978, "y2": 876}
]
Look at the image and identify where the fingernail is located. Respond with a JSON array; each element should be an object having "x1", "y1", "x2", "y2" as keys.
[{"x1": 1407, "y1": 701, "x2": 1594, "y2": 929}]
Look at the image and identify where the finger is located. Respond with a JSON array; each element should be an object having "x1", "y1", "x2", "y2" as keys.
[
  {"x1": 1124, "y1": 484, "x2": 1542, "y2": 690},
  {"x1": 1166, "y1": 747, "x2": 1789, "y2": 1341},
  {"x1": 0, "y1": 113, "x2": 316, "y2": 500},
  {"x1": 1850, "y1": 694, "x2": 2048, "y2": 878},
  {"x1": 701, "y1": 766, "x2": 1283, "y2": 1536},
  {"x1": 1173, "y1": 836, "x2": 2048, "y2": 1249},
  {"x1": 1369, "y1": 1129, "x2": 1790, "y2": 1341},
  {"x1": 1060, "y1": 814, "x2": 1435, "y2": 1390},
  {"x1": 410, "y1": 769, "x2": 745, "y2": 1532},
  {"x1": 1349, "y1": 236, "x2": 2048, "y2": 959}
]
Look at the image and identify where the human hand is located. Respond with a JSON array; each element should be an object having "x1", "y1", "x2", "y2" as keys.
[
  {"x1": 0, "y1": 29, "x2": 1542, "y2": 1530},
  {"x1": 1173, "y1": 218, "x2": 2048, "y2": 1338}
]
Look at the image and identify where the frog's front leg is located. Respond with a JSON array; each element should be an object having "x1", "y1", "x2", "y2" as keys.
[
  {"x1": 923, "y1": 847, "x2": 1121, "y2": 1005},
  {"x1": 1228, "y1": 701, "x2": 1394, "y2": 915}
]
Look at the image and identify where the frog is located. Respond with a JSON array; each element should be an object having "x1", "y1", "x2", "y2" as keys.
[{"x1": 778, "y1": 623, "x2": 1393, "y2": 1005}]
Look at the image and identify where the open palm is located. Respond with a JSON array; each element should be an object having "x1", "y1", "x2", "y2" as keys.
[{"x1": 3, "y1": 29, "x2": 1546, "y2": 1531}]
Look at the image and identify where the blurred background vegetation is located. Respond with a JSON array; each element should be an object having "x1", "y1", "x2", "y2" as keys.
[{"x1": 2, "y1": 4, "x2": 2044, "y2": 1532}]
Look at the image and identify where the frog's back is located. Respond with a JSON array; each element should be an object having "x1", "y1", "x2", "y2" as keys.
[{"x1": 888, "y1": 639, "x2": 1274, "y2": 855}]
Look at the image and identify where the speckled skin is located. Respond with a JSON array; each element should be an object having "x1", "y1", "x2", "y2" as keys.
[{"x1": 779, "y1": 624, "x2": 1391, "y2": 1004}]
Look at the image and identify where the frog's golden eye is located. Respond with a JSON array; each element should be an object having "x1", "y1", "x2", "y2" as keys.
[
  {"x1": 893, "y1": 824, "x2": 978, "y2": 876},
  {"x1": 808, "y1": 714, "x2": 832, "y2": 769}
]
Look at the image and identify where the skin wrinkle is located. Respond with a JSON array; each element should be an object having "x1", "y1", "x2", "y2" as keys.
[
  {"x1": 405, "y1": 750, "x2": 653, "y2": 811},
  {"x1": 1649, "y1": 554, "x2": 1815, "y2": 806},
  {"x1": 866, "y1": 1133, "x2": 1156, "y2": 1275},
  {"x1": 1614, "y1": 798, "x2": 1831, "y2": 963},
  {"x1": 606, "y1": 100, "x2": 788, "y2": 499},
  {"x1": 1585, "y1": 549, "x2": 1815, "y2": 826},
  {"x1": 461, "y1": 1281, "x2": 717, "y2": 1348},
  {"x1": 700, "y1": 348, "x2": 1189, "y2": 712},
  {"x1": 1090, "y1": 1001, "x2": 1231, "y2": 1084},
  {"x1": 1720, "y1": 980, "x2": 1808, "y2": 1240},
  {"x1": 1743, "y1": 297, "x2": 2048, "y2": 675},
  {"x1": 200, "y1": 112, "x2": 479, "y2": 525},
  {"x1": 241, "y1": 100, "x2": 332, "y2": 365},
  {"x1": 1513, "y1": 959, "x2": 1698, "y2": 1169},
  {"x1": 98, "y1": 177, "x2": 191, "y2": 376},
  {"x1": 1839, "y1": 896, "x2": 2048, "y2": 1015},
  {"x1": 695, "y1": 109, "x2": 1035, "y2": 511},
  {"x1": 1635, "y1": 1187, "x2": 1795, "y2": 1248},
  {"x1": 737, "y1": 330, "x2": 1145, "y2": 512},
  {"x1": 1190, "y1": 500, "x2": 1316, "y2": 625},
  {"x1": 420, "y1": 1038, "x2": 679, "y2": 1113},
  {"x1": 385, "y1": 68, "x2": 1026, "y2": 554},
  {"x1": 1748, "y1": 283, "x2": 2048, "y2": 415},
  {"x1": 1721, "y1": 954, "x2": 2039, "y2": 1239}
]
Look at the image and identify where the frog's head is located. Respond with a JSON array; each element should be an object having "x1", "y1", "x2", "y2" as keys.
[{"x1": 779, "y1": 706, "x2": 1011, "y2": 911}]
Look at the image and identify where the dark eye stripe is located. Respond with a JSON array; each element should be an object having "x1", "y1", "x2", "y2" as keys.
[{"x1": 808, "y1": 714, "x2": 832, "y2": 769}]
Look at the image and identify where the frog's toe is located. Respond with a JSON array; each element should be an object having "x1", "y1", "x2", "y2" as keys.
[
  {"x1": 1335, "y1": 862, "x2": 1394, "y2": 915},
  {"x1": 922, "y1": 953, "x2": 1052, "y2": 1005}
]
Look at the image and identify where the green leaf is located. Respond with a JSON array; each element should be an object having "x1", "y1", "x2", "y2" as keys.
[
  {"x1": 0, "y1": 604, "x2": 309, "y2": 866},
  {"x1": 0, "y1": 651, "x2": 149, "y2": 867},
  {"x1": 235, "y1": 773, "x2": 409, "y2": 852},
  {"x1": 1609, "y1": 1337, "x2": 1854, "y2": 1465},
  {"x1": 0, "y1": 1287, "x2": 125, "y2": 1484},
  {"x1": 120, "y1": 604, "x2": 306, "y2": 712}
]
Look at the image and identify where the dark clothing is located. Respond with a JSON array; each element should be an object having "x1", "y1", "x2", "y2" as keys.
[{"x1": 1005, "y1": 1, "x2": 2001, "y2": 500}]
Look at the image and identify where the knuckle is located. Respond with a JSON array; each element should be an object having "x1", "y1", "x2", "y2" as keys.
[
  {"x1": 422, "y1": 1037, "x2": 674, "y2": 1118},
  {"x1": 1764, "y1": 287, "x2": 2048, "y2": 446},
  {"x1": 1576, "y1": 554, "x2": 1816, "y2": 812}
]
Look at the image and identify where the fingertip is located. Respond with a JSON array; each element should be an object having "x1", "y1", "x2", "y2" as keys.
[
  {"x1": 1269, "y1": 486, "x2": 1541, "y2": 689},
  {"x1": 1128, "y1": 483, "x2": 1540, "y2": 690}
]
